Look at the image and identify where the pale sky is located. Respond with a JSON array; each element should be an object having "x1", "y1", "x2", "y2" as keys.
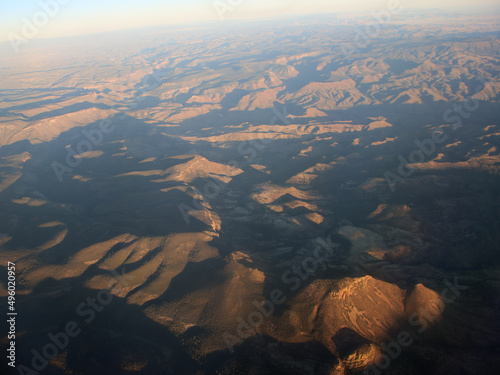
[{"x1": 0, "y1": 0, "x2": 499, "y2": 43}]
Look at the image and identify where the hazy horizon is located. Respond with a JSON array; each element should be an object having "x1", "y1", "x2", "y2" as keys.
[{"x1": 1, "y1": 0, "x2": 500, "y2": 45}]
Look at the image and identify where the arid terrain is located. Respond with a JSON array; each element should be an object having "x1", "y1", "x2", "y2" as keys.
[{"x1": 1, "y1": 10, "x2": 500, "y2": 375}]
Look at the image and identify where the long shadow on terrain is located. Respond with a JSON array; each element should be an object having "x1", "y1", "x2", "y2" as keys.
[
  {"x1": 0, "y1": 278, "x2": 200, "y2": 375},
  {"x1": 203, "y1": 334, "x2": 339, "y2": 374},
  {"x1": 0, "y1": 115, "x2": 212, "y2": 263}
]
